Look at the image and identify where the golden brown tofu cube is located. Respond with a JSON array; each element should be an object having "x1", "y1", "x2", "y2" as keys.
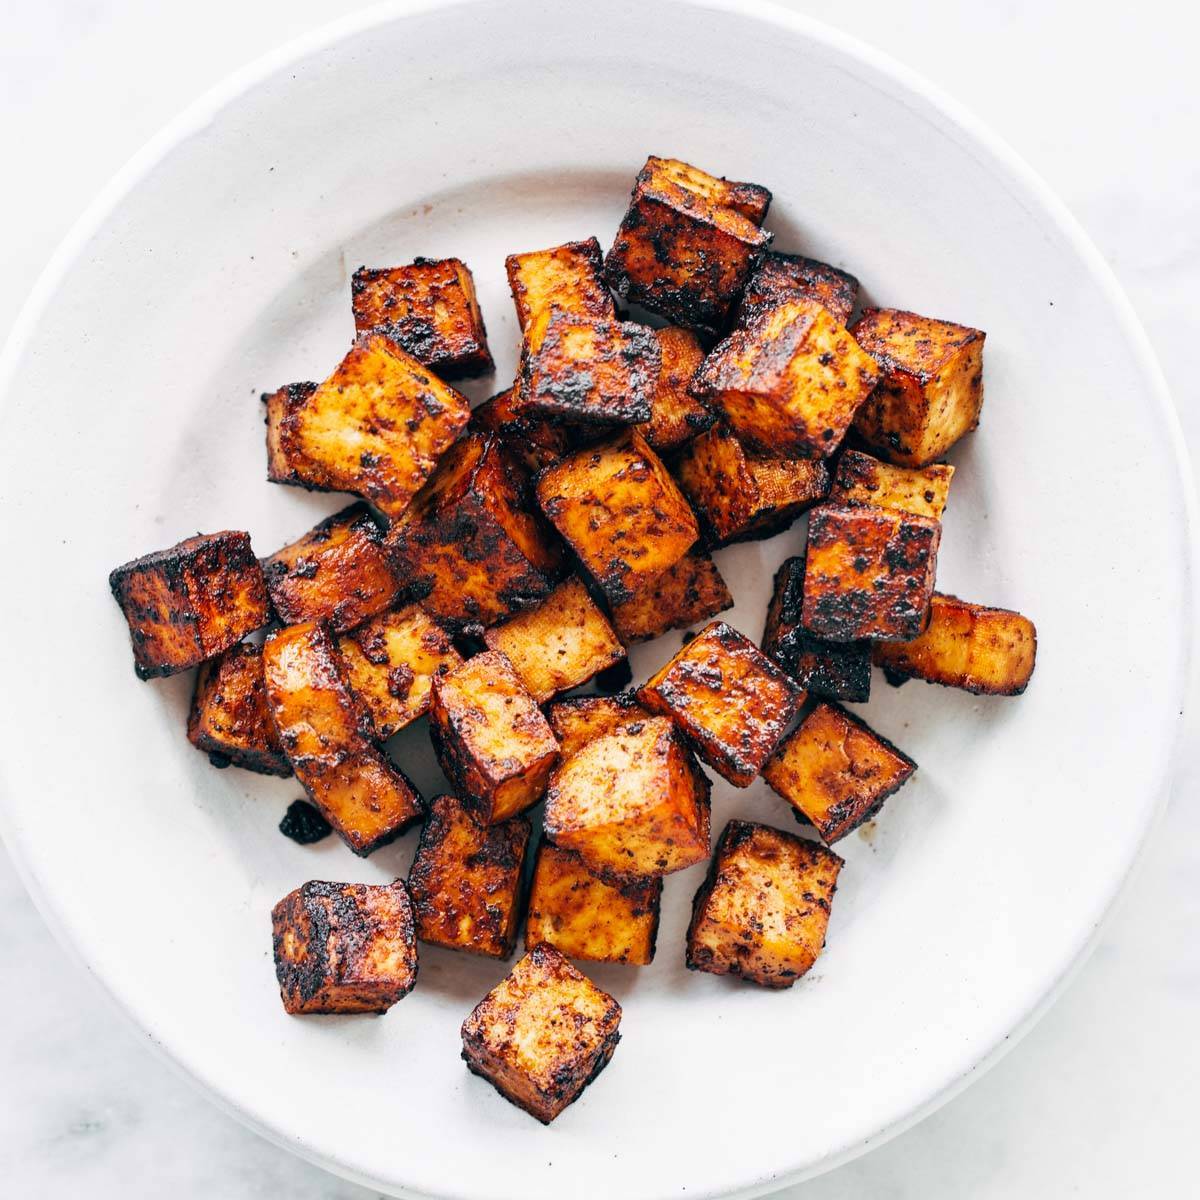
[
  {"x1": 280, "y1": 333, "x2": 471, "y2": 519},
  {"x1": 429, "y1": 650, "x2": 559, "y2": 824},
  {"x1": 735, "y1": 252, "x2": 860, "y2": 328},
  {"x1": 109, "y1": 531, "x2": 270, "y2": 680},
  {"x1": 604, "y1": 156, "x2": 771, "y2": 336},
  {"x1": 483, "y1": 577, "x2": 625, "y2": 703},
  {"x1": 545, "y1": 692, "x2": 653, "y2": 760},
  {"x1": 351, "y1": 257, "x2": 492, "y2": 379},
  {"x1": 263, "y1": 382, "x2": 327, "y2": 490},
  {"x1": 762, "y1": 702, "x2": 916, "y2": 842},
  {"x1": 691, "y1": 299, "x2": 880, "y2": 459},
  {"x1": 336, "y1": 604, "x2": 463, "y2": 738},
  {"x1": 609, "y1": 550, "x2": 733, "y2": 644},
  {"x1": 461, "y1": 943, "x2": 622, "y2": 1124},
  {"x1": 187, "y1": 641, "x2": 291, "y2": 776},
  {"x1": 802, "y1": 504, "x2": 941, "y2": 643},
  {"x1": 635, "y1": 326, "x2": 714, "y2": 453},
  {"x1": 851, "y1": 308, "x2": 986, "y2": 467},
  {"x1": 407, "y1": 794, "x2": 532, "y2": 959},
  {"x1": 830, "y1": 448, "x2": 954, "y2": 520},
  {"x1": 262, "y1": 622, "x2": 424, "y2": 855},
  {"x1": 505, "y1": 237, "x2": 616, "y2": 334},
  {"x1": 261, "y1": 503, "x2": 399, "y2": 633},
  {"x1": 543, "y1": 717, "x2": 710, "y2": 878},
  {"x1": 638, "y1": 621, "x2": 803, "y2": 786},
  {"x1": 469, "y1": 386, "x2": 570, "y2": 475},
  {"x1": 687, "y1": 820, "x2": 843, "y2": 988},
  {"x1": 873, "y1": 592, "x2": 1038, "y2": 695},
  {"x1": 526, "y1": 842, "x2": 661, "y2": 966},
  {"x1": 271, "y1": 880, "x2": 417, "y2": 1014},
  {"x1": 674, "y1": 422, "x2": 830, "y2": 545},
  {"x1": 535, "y1": 431, "x2": 699, "y2": 605},
  {"x1": 385, "y1": 434, "x2": 563, "y2": 628}
]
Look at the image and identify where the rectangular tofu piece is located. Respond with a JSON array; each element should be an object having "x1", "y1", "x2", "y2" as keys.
[
  {"x1": 271, "y1": 880, "x2": 417, "y2": 1014},
  {"x1": 461, "y1": 943, "x2": 622, "y2": 1124},
  {"x1": 336, "y1": 604, "x2": 463, "y2": 738},
  {"x1": 262, "y1": 622, "x2": 424, "y2": 855},
  {"x1": 830, "y1": 448, "x2": 954, "y2": 520},
  {"x1": 851, "y1": 308, "x2": 986, "y2": 467},
  {"x1": 407, "y1": 794, "x2": 532, "y2": 959},
  {"x1": 429, "y1": 650, "x2": 560, "y2": 824},
  {"x1": 263, "y1": 382, "x2": 325, "y2": 489},
  {"x1": 351, "y1": 257, "x2": 492, "y2": 379},
  {"x1": 873, "y1": 592, "x2": 1037, "y2": 695},
  {"x1": 609, "y1": 550, "x2": 733, "y2": 644},
  {"x1": 109, "y1": 531, "x2": 270, "y2": 679},
  {"x1": 802, "y1": 504, "x2": 941, "y2": 643},
  {"x1": 638, "y1": 621, "x2": 803, "y2": 787},
  {"x1": 526, "y1": 842, "x2": 662, "y2": 966},
  {"x1": 762, "y1": 703, "x2": 916, "y2": 842},
  {"x1": 543, "y1": 717, "x2": 710, "y2": 878},
  {"x1": 734, "y1": 251, "x2": 860, "y2": 328},
  {"x1": 505, "y1": 237, "x2": 616, "y2": 334},
  {"x1": 635, "y1": 326, "x2": 714, "y2": 453},
  {"x1": 187, "y1": 641, "x2": 291, "y2": 776},
  {"x1": 687, "y1": 820, "x2": 843, "y2": 988},
  {"x1": 545, "y1": 692, "x2": 654, "y2": 759},
  {"x1": 469, "y1": 386, "x2": 570, "y2": 475},
  {"x1": 691, "y1": 298, "x2": 880, "y2": 458}
]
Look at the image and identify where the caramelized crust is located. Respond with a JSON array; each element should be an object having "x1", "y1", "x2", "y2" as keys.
[
  {"x1": 263, "y1": 382, "x2": 325, "y2": 489},
  {"x1": 545, "y1": 692, "x2": 653, "y2": 760},
  {"x1": 735, "y1": 252, "x2": 859, "y2": 328},
  {"x1": 469, "y1": 387, "x2": 570, "y2": 475},
  {"x1": 609, "y1": 550, "x2": 733, "y2": 644},
  {"x1": 505, "y1": 237, "x2": 615, "y2": 333},
  {"x1": 830, "y1": 448, "x2": 954, "y2": 520},
  {"x1": 636, "y1": 326, "x2": 714, "y2": 452}
]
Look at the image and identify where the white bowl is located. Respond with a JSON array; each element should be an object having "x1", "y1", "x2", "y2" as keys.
[{"x1": 0, "y1": 1, "x2": 1193, "y2": 1197}]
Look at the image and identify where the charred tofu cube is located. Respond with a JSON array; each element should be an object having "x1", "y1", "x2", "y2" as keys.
[
  {"x1": 735, "y1": 252, "x2": 860, "y2": 328},
  {"x1": 830, "y1": 448, "x2": 954, "y2": 520},
  {"x1": 674, "y1": 422, "x2": 830, "y2": 545},
  {"x1": 636, "y1": 326, "x2": 714, "y2": 453},
  {"x1": 604, "y1": 156, "x2": 771, "y2": 336},
  {"x1": 545, "y1": 692, "x2": 653, "y2": 759},
  {"x1": 469, "y1": 386, "x2": 570, "y2": 475},
  {"x1": 350, "y1": 257, "x2": 492, "y2": 379},
  {"x1": 271, "y1": 880, "x2": 417, "y2": 1014},
  {"x1": 873, "y1": 592, "x2": 1038, "y2": 695},
  {"x1": 336, "y1": 604, "x2": 463, "y2": 738},
  {"x1": 429, "y1": 650, "x2": 559, "y2": 824},
  {"x1": 687, "y1": 820, "x2": 843, "y2": 988},
  {"x1": 505, "y1": 237, "x2": 616, "y2": 334},
  {"x1": 483, "y1": 577, "x2": 625, "y2": 703},
  {"x1": 263, "y1": 382, "x2": 325, "y2": 489},
  {"x1": 638, "y1": 621, "x2": 802, "y2": 786},
  {"x1": 691, "y1": 299, "x2": 880, "y2": 458},
  {"x1": 262, "y1": 622, "x2": 424, "y2": 855},
  {"x1": 763, "y1": 703, "x2": 915, "y2": 842},
  {"x1": 385, "y1": 434, "x2": 563, "y2": 629},
  {"x1": 802, "y1": 504, "x2": 941, "y2": 643},
  {"x1": 535, "y1": 431, "x2": 699, "y2": 606},
  {"x1": 851, "y1": 308, "x2": 986, "y2": 467},
  {"x1": 109, "y1": 531, "x2": 270, "y2": 680},
  {"x1": 262, "y1": 503, "x2": 399, "y2": 633},
  {"x1": 407, "y1": 795, "x2": 532, "y2": 959},
  {"x1": 610, "y1": 551, "x2": 733, "y2": 644},
  {"x1": 461, "y1": 943, "x2": 622, "y2": 1124},
  {"x1": 526, "y1": 842, "x2": 661, "y2": 966},
  {"x1": 543, "y1": 717, "x2": 710, "y2": 878},
  {"x1": 187, "y1": 641, "x2": 291, "y2": 775}
]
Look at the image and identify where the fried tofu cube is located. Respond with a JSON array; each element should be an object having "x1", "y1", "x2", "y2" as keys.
[
  {"x1": 638, "y1": 621, "x2": 803, "y2": 786},
  {"x1": 385, "y1": 434, "x2": 563, "y2": 628},
  {"x1": 187, "y1": 641, "x2": 291, "y2": 775},
  {"x1": 604, "y1": 156, "x2": 771, "y2": 336},
  {"x1": 407, "y1": 795, "x2": 532, "y2": 959},
  {"x1": 483, "y1": 577, "x2": 625, "y2": 703},
  {"x1": 545, "y1": 692, "x2": 653, "y2": 759},
  {"x1": 351, "y1": 257, "x2": 492, "y2": 379},
  {"x1": 636, "y1": 326, "x2": 714, "y2": 452},
  {"x1": 429, "y1": 650, "x2": 559, "y2": 824},
  {"x1": 674, "y1": 422, "x2": 830, "y2": 545},
  {"x1": 851, "y1": 308, "x2": 986, "y2": 467},
  {"x1": 687, "y1": 820, "x2": 843, "y2": 988},
  {"x1": 109, "y1": 531, "x2": 270, "y2": 680},
  {"x1": 691, "y1": 299, "x2": 880, "y2": 458},
  {"x1": 262, "y1": 622, "x2": 424, "y2": 855},
  {"x1": 505, "y1": 237, "x2": 616, "y2": 334},
  {"x1": 261, "y1": 503, "x2": 399, "y2": 633},
  {"x1": 802, "y1": 504, "x2": 941, "y2": 642},
  {"x1": 336, "y1": 604, "x2": 463, "y2": 738},
  {"x1": 830, "y1": 448, "x2": 954, "y2": 520},
  {"x1": 763, "y1": 703, "x2": 916, "y2": 842},
  {"x1": 461, "y1": 943, "x2": 622, "y2": 1124},
  {"x1": 263, "y1": 381, "x2": 326, "y2": 489},
  {"x1": 526, "y1": 842, "x2": 661, "y2": 965},
  {"x1": 872, "y1": 592, "x2": 1038, "y2": 695},
  {"x1": 735, "y1": 252, "x2": 860, "y2": 328},
  {"x1": 271, "y1": 880, "x2": 417, "y2": 1014},
  {"x1": 543, "y1": 717, "x2": 710, "y2": 878},
  {"x1": 535, "y1": 431, "x2": 699, "y2": 605},
  {"x1": 609, "y1": 551, "x2": 733, "y2": 644},
  {"x1": 469, "y1": 386, "x2": 570, "y2": 475}
]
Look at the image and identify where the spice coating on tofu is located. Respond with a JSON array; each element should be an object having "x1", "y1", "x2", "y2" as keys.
[
  {"x1": 636, "y1": 326, "x2": 714, "y2": 452},
  {"x1": 830, "y1": 448, "x2": 954, "y2": 521},
  {"x1": 469, "y1": 386, "x2": 570, "y2": 475},
  {"x1": 505, "y1": 237, "x2": 616, "y2": 334},
  {"x1": 610, "y1": 550, "x2": 733, "y2": 644},
  {"x1": 545, "y1": 692, "x2": 654, "y2": 760},
  {"x1": 263, "y1": 381, "x2": 324, "y2": 489},
  {"x1": 735, "y1": 252, "x2": 860, "y2": 329}
]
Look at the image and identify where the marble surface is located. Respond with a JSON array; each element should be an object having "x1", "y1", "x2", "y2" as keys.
[{"x1": 1, "y1": 1, "x2": 1196, "y2": 1196}]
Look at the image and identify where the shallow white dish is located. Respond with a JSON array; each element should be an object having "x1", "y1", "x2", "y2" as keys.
[{"x1": 0, "y1": 0, "x2": 1193, "y2": 1197}]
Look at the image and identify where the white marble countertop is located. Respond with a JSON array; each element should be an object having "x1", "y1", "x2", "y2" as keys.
[{"x1": 2, "y1": 1, "x2": 1196, "y2": 1196}]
